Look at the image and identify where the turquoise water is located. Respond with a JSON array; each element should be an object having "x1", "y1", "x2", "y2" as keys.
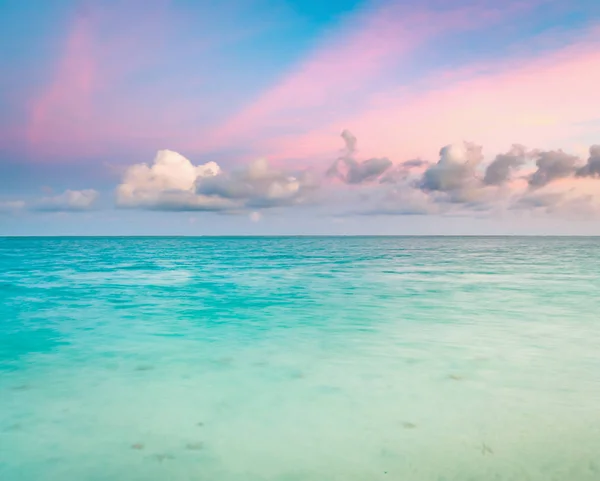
[{"x1": 1, "y1": 236, "x2": 600, "y2": 481}]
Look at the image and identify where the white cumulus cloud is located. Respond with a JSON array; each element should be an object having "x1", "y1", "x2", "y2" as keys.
[{"x1": 116, "y1": 149, "x2": 231, "y2": 211}]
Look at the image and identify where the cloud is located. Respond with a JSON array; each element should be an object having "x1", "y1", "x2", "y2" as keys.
[
  {"x1": 528, "y1": 149, "x2": 581, "y2": 188},
  {"x1": 379, "y1": 159, "x2": 429, "y2": 184},
  {"x1": 334, "y1": 137, "x2": 600, "y2": 219},
  {"x1": 197, "y1": 157, "x2": 318, "y2": 208},
  {"x1": 33, "y1": 189, "x2": 99, "y2": 212},
  {"x1": 356, "y1": 185, "x2": 441, "y2": 216},
  {"x1": 512, "y1": 192, "x2": 564, "y2": 210},
  {"x1": 2, "y1": 190, "x2": 98, "y2": 214},
  {"x1": 576, "y1": 145, "x2": 600, "y2": 178},
  {"x1": 402, "y1": 159, "x2": 428, "y2": 169},
  {"x1": 0, "y1": 200, "x2": 26, "y2": 213},
  {"x1": 511, "y1": 177, "x2": 600, "y2": 217},
  {"x1": 418, "y1": 141, "x2": 486, "y2": 203},
  {"x1": 117, "y1": 149, "x2": 318, "y2": 211},
  {"x1": 116, "y1": 149, "x2": 231, "y2": 211},
  {"x1": 483, "y1": 144, "x2": 527, "y2": 185},
  {"x1": 327, "y1": 130, "x2": 392, "y2": 184}
]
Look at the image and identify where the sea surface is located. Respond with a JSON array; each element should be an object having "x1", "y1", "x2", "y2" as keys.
[{"x1": 1, "y1": 236, "x2": 600, "y2": 481}]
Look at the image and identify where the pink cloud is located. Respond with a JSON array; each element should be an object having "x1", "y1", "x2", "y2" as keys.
[
  {"x1": 27, "y1": 13, "x2": 96, "y2": 153},
  {"x1": 252, "y1": 29, "x2": 600, "y2": 170},
  {"x1": 22, "y1": 1, "x2": 186, "y2": 159},
  {"x1": 196, "y1": 0, "x2": 546, "y2": 154},
  {"x1": 20, "y1": 0, "x2": 303, "y2": 161},
  {"x1": 16, "y1": 0, "x2": 594, "y2": 172}
]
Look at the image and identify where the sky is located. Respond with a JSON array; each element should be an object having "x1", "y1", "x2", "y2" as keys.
[{"x1": 1, "y1": 0, "x2": 600, "y2": 235}]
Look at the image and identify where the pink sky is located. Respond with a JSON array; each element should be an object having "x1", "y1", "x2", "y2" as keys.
[
  {"x1": 14, "y1": 0, "x2": 583, "y2": 167},
  {"x1": 3, "y1": 0, "x2": 600, "y2": 234},
  {"x1": 195, "y1": 0, "x2": 551, "y2": 158},
  {"x1": 248, "y1": 29, "x2": 600, "y2": 170}
]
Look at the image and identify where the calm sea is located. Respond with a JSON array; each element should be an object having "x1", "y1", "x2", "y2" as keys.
[{"x1": 1, "y1": 237, "x2": 600, "y2": 480}]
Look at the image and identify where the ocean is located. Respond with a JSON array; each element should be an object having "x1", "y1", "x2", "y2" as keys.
[{"x1": 1, "y1": 236, "x2": 600, "y2": 480}]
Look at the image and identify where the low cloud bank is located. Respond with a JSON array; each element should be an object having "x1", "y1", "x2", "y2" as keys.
[
  {"x1": 7, "y1": 135, "x2": 599, "y2": 221},
  {"x1": 116, "y1": 149, "x2": 317, "y2": 211}
]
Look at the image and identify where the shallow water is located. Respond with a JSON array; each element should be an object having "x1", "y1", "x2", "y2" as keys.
[{"x1": 1, "y1": 236, "x2": 600, "y2": 480}]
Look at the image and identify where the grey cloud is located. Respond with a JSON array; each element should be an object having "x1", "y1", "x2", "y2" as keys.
[
  {"x1": 347, "y1": 157, "x2": 393, "y2": 184},
  {"x1": 402, "y1": 159, "x2": 428, "y2": 169},
  {"x1": 575, "y1": 145, "x2": 600, "y2": 178},
  {"x1": 379, "y1": 159, "x2": 429, "y2": 184},
  {"x1": 337, "y1": 140, "x2": 505, "y2": 218},
  {"x1": 420, "y1": 142, "x2": 483, "y2": 192},
  {"x1": 483, "y1": 144, "x2": 527, "y2": 185},
  {"x1": 197, "y1": 158, "x2": 318, "y2": 209},
  {"x1": 528, "y1": 150, "x2": 580, "y2": 188},
  {"x1": 340, "y1": 129, "x2": 356, "y2": 153},
  {"x1": 419, "y1": 142, "x2": 485, "y2": 203},
  {"x1": 331, "y1": 137, "x2": 600, "y2": 218},
  {"x1": 327, "y1": 130, "x2": 392, "y2": 184}
]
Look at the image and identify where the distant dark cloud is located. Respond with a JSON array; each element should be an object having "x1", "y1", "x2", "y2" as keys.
[
  {"x1": 576, "y1": 145, "x2": 600, "y2": 178},
  {"x1": 483, "y1": 144, "x2": 527, "y2": 185},
  {"x1": 528, "y1": 150, "x2": 580, "y2": 188},
  {"x1": 327, "y1": 130, "x2": 392, "y2": 184}
]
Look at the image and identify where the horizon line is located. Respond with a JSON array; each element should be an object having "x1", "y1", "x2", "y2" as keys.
[{"x1": 1, "y1": 235, "x2": 599, "y2": 239}]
